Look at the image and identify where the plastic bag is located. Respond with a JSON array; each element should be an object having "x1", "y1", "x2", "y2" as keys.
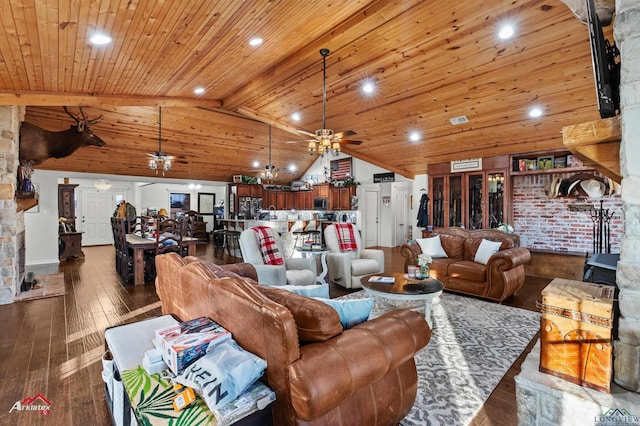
[{"x1": 174, "y1": 340, "x2": 266, "y2": 410}]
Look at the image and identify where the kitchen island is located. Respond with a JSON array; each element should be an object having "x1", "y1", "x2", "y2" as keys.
[{"x1": 221, "y1": 218, "x2": 358, "y2": 258}]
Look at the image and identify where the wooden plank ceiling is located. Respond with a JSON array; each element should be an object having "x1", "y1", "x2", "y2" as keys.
[{"x1": 0, "y1": 0, "x2": 610, "y2": 182}]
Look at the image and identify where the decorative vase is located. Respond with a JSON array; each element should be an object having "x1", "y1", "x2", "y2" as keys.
[{"x1": 419, "y1": 265, "x2": 430, "y2": 279}]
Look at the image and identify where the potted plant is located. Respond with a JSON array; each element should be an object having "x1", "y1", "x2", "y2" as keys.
[{"x1": 341, "y1": 177, "x2": 360, "y2": 187}]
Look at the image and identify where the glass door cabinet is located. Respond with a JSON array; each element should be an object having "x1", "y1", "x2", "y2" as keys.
[{"x1": 429, "y1": 167, "x2": 508, "y2": 230}]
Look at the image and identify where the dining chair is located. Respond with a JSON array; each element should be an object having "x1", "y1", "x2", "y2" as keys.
[
  {"x1": 127, "y1": 216, "x2": 145, "y2": 236},
  {"x1": 146, "y1": 218, "x2": 186, "y2": 282},
  {"x1": 112, "y1": 217, "x2": 135, "y2": 284},
  {"x1": 155, "y1": 218, "x2": 185, "y2": 255}
]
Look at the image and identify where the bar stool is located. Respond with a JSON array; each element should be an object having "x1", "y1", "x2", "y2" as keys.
[
  {"x1": 224, "y1": 230, "x2": 242, "y2": 260},
  {"x1": 306, "y1": 230, "x2": 321, "y2": 245},
  {"x1": 305, "y1": 220, "x2": 322, "y2": 245},
  {"x1": 291, "y1": 221, "x2": 309, "y2": 248},
  {"x1": 213, "y1": 229, "x2": 225, "y2": 258}
]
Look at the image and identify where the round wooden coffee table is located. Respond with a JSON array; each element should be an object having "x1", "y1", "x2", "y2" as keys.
[{"x1": 361, "y1": 273, "x2": 443, "y2": 328}]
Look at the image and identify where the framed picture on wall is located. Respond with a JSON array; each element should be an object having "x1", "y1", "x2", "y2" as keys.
[
  {"x1": 537, "y1": 156, "x2": 554, "y2": 170},
  {"x1": 198, "y1": 193, "x2": 215, "y2": 215}
]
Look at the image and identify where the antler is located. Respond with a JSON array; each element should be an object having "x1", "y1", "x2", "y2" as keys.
[
  {"x1": 63, "y1": 106, "x2": 103, "y2": 130},
  {"x1": 63, "y1": 106, "x2": 81, "y2": 124},
  {"x1": 80, "y1": 106, "x2": 103, "y2": 125}
]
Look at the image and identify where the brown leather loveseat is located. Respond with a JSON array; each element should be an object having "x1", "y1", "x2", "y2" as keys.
[
  {"x1": 400, "y1": 227, "x2": 530, "y2": 302},
  {"x1": 155, "y1": 252, "x2": 431, "y2": 426}
]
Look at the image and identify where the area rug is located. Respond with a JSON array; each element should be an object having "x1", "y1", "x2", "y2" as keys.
[
  {"x1": 337, "y1": 291, "x2": 540, "y2": 425},
  {"x1": 14, "y1": 273, "x2": 65, "y2": 302}
]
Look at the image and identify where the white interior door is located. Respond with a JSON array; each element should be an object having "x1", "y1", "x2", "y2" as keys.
[
  {"x1": 364, "y1": 187, "x2": 380, "y2": 247},
  {"x1": 394, "y1": 187, "x2": 408, "y2": 246},
  {"x1": 79, "y1": 188, "x2": 116, "y2": 246}
]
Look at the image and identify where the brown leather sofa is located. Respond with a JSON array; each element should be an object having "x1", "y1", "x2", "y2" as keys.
[
  {"x1": 155, "y1": 252, "x2": 431, "y2": 426},
  {"x1": 400, "y1": 227, "x2": 531, "y2": 302}
]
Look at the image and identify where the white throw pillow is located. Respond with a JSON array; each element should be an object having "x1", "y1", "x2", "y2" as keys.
[
  {"x1": 474, "y1": 239, "x2": 502, "y2": 265},
  {"x1": 416, "y1": 236, "x2": 448, "y2": 258}
]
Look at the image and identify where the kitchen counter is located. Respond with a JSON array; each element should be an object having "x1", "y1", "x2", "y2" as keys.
[{"x1": 221, "y1": 219, "x2": 326, "y2": 233}]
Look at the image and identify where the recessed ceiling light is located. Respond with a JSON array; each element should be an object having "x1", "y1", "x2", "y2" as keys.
[
  {"x1": 449, "y1": 115, "x2": 469, "y2": 125},
  {"x1": 498, "y1": 24, "x2": 515, "y2": 40},
  {"x1": 291, "y1": 112, "x2": 301, "y2": 121},
  {"x1": 361, "y1": 80, "x2": 375, "y2": 95},
  {"x1": 289, "y1": 164, "x2": 297, "y2": 172},
  {"x1": 89, "y1": 32, "x2": 112, "y2": 45},
  {"x1": 249, "y1": 37, "x2": 263, "y2": 47},
  {"x1": 409, "y1": 131, "x2": 421, "y2": 142},
  {"x1": 194, "y1": 87, "x2": 205, "y2": 95},
  {"x1": 253, "y1": 161, "x2": 260, "y2": 168},
  {"x1": 529, "y1": 106, "x2": 543, "y2": 118}
]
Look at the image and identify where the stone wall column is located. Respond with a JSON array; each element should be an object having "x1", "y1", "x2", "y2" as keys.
[
  {"x1": 0, "y1": 105, "x2": 25, "y2": 305},
  {"x1": 613, "y1": 0, "x2": 640, "y2": 392}
]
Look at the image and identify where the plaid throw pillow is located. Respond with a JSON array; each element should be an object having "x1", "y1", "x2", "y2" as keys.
[
  {"x1": 335, "y1": 223, "x2": 358, "y2": 252},
  {"x1": 252, "y1": 226, "x2": 284, "y2": 266}
]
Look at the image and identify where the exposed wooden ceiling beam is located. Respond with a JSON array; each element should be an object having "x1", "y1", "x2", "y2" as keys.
[
  {"x1": 0, "y1": 91, "x2": 223, "y2": 108},
  {"x1": 235, "y1": 106, "x2": 307, "y2": 138}
]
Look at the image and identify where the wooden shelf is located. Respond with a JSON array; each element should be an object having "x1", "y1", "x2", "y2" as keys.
[
  {"x1": 510, "y1": 166, "x2": 591, "y2": 177},
  {"x1": 16, "y1": 194, "x2": 38, "y2": 212},
  {"x1": 562, "y1": 116, "x2": 621, "y2": 183}
]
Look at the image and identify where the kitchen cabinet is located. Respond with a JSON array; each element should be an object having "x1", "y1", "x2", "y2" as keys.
[
  {"x1": 428, "y1": 156, "x2": 509, "y2": 230},
  {"x1": 329, "y1": 186, "x2": 355, "y2": 210},
  {"x1": 274, "y1": 191, "x2": 286, "y2": 210},
  {"x1": 261, "y1": 189, "x2": 274, "y2": 208},
  {"x1": 314, "y1": 184, "x2": 330, "y2": 198},
  {"x1": 235, "y1": 183, "x2": 262, "y2": 197},
  {"x1": 302, "y1": 191, "x2": 313, "y2": 209},
  {"x1": 293, "y1": 191, "x2": 313, "y2": 210}
]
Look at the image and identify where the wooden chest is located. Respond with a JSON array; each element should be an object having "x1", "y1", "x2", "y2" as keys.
[{"x1": 538, "y1": 278, "x2": 614, "y2": 393}]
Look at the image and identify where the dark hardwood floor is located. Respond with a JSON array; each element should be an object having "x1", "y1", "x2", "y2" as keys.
[{"x1": 0, "y1": 243, "x2": 549, "y2": 426}]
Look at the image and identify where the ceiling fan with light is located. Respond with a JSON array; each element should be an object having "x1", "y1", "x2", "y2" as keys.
[
  {"x1": 147, "y1": 107, "x2": 187, "y2": 175},
  {"x1": 249, "y1": 124, "x2": 293, "y2": 183},
  {"x1": 286, "y1": 48, "x2": 362, "y2": 155},
  {"x1": 147, "y1": 106, "x2": 175, "y2": 175}
]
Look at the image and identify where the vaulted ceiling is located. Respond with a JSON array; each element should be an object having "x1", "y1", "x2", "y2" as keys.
[{"x1": 0, "y1": 0, "x2": 609, "y2": 182}]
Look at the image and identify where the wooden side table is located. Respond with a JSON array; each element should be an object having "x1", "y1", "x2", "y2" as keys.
[{"x1": 59, "y1": 232, "x2": 84, "y2": 261}]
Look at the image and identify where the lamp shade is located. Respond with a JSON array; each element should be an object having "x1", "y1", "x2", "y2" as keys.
[{"x1": 157, "y1": 208, "x2": 169, "y2": 217}]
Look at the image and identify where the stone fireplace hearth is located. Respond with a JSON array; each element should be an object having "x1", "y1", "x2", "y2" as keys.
[
  {"x1": 516, "y1": 341, "x2": 640, "y2": 425},
  {"x1": 0, "y1": 105, "x2": 26, "y2": 305}
]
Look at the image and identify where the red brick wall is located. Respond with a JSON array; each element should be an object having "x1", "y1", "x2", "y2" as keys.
[{"x1": 512, "y1": 173, "x2": 623, "y2": 254}]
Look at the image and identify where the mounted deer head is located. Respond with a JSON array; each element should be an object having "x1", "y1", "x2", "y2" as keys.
[{"x1": 19, "y1": 106, "x2": 107, "y2": 165}]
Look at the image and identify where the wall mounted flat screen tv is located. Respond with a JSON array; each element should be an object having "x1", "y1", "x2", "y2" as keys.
[{"x1": 586, "y1": 0, "x2": 620, "y2": 118}]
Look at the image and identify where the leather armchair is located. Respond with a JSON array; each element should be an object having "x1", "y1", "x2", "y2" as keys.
[
  {"x1": 155, "y1": 253, "x2": 431, "y2": 426},
  {"x1": 323, "y1": 223, "x2": 384, "y2": 289},
  {"x1": 239, "y1": 227, "x2": 317, "y2": 286}
]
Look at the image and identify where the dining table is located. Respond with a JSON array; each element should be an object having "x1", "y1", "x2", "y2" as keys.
[{"x1": 125, "y1": 234, "x2": 200, "y2": 285}]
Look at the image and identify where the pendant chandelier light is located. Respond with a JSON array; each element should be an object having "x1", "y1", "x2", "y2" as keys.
[
  {"x1": 261, "y1": 125, "x2": 278, "y2": 183},
  {"x1": 94, "y1": 179, "x2": 112, "y2": 190},
  {"x1": 148, "y1": 106, "x2": 173, "y2": 175}
]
